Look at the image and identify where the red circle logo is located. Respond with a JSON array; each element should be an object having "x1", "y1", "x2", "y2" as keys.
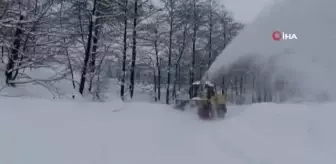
[{"x1": 272, "y1": 31, "x2": 282, "y2": 41}]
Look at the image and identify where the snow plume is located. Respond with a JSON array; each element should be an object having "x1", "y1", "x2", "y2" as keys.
[{"x1": 206, "y1": 0, "x2": 336, "y2": 101}]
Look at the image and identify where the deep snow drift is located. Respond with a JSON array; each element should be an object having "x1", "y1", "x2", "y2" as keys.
[
  {"x1": 207, "y1": 0, "x2": 336, "y2": 100},
  {"x1": 1, "y1": 97, "x2": 335, "y2": 164}
]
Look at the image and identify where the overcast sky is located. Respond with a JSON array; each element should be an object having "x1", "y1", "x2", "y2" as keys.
[{"x1": 219, "y1": 0, "x2": 273, "y2": 23}]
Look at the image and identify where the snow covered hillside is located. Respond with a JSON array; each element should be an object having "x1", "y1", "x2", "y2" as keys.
[
  {"x1": 207, "y1": 0, "x2": 336, "y2": 100},
  {"x1": 1, "y1": 97, "x2": 335, "y2": 164}
]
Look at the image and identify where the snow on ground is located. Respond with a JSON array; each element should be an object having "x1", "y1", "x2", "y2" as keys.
[{"x1": 1, "y1": 97, "x2": 335, "y2": 164}]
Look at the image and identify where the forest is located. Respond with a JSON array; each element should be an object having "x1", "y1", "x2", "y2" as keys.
[{"x1": 0, "y1": 0, "x2": 247, "y2": 104}]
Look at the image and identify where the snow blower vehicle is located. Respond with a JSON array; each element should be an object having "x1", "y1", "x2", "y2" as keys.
[{"x1": 174, "y1": 80, "x2": 227, "y2": 120}]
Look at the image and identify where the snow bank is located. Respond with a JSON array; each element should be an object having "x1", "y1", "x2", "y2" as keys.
[
  {"x1": 207, "y1": 0, "x2": 336, "y2": 100},
  {"x1": 0, "y1": 63, "x2": 83, "y2": 100},
  {"x1": 0, "y1": 97, "x2": 335, "y2": 164}
]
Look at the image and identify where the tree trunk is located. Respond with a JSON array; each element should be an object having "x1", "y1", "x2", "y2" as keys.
[
  {"x1": 166, "y1": 0, "x2": 174, "y2": 104},
  {"x1": 154, "y1": 70, "x2": 157, "y2": 101},
  {"x1": 154, "y1": 38, "x2": 161, "y2": 101},
  {"x1": 172, "y1": 26, "x2": 187, "y2": 99},
  {"x1": 222, "y1": 76, "x2": 225, "y2": 94},
  {"x1": 208, "y1": 0, "x2": 213, "y2": 69},
  {"x1": 120, "y1": 0, "x2": 128, "y2": 101},
  {"x1": 66, "y1": 46, "x2": 76, "y2": 89},
  {"x1": 5, "y1": 14, "x2": 24, "y2": 86},
  {"x1": 235, "y1": 76, "x2": 238, "y2": 96},
  {"x1": 172, "y1": 64, "x2": 178, "y2": 99},
  {"x1": 129, "y1": 0, "x2": 138, "y2": 99},
  {"x1": 190, "y1": 0, "x2": 197, "y2": 86},
  {"x1": 158, "y1": 67, "x2": 161, "y2": 101},
  {"x1": 223, "y1": 20, "x2": 227, "y2": 50},
  {"x1": 240, "y1": 76, "x2": 243, "y2": 95},
  {"x1": 79, "y1": 0, "x2": 97, "y2": 95},
  {"x1": 252, "y1": 75, "x2": 256, "y2": 103},
  {"x1": 89, "y1": 15, "x2": 100, "y2": 92},
  {"x1": 1, "y1": 46, "x2": 4, "y2": 63},
  {"x1": 60, "y1": 1, "x2": 76, "y2": 90},
  {"x1": 178, "y1": 64, "x2": 181, "y2": 91},
  {"x1": 189, "y1": 0, "x2": 197, "y2": 99}
]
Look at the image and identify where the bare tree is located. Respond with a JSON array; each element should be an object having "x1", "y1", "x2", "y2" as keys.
[
  {"x1": 172, "y1": 24, "x2": 188, "y2": 99},
  {"x1": 120, "y1": 0, "x2": 129, "y2": 101},
  {"x1": 79, "y1": 0, "x2": 98, "y2": 95},
  {"x1": 129, "y1": 0, "x2": 138, "y2": 99}
]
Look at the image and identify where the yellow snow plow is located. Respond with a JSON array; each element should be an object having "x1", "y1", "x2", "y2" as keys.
[{"x1": 174, "y1": 80, "x2": 227, "y2": 119}]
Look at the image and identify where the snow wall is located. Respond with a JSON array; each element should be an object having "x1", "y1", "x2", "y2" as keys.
[{"x1": 206, "y1": 0, "x2": 336, "y2": 101}]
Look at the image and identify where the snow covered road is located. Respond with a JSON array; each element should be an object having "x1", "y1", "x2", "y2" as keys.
[{"x1": 0, "y1": 98, "x2": 335, "y2": 164}]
